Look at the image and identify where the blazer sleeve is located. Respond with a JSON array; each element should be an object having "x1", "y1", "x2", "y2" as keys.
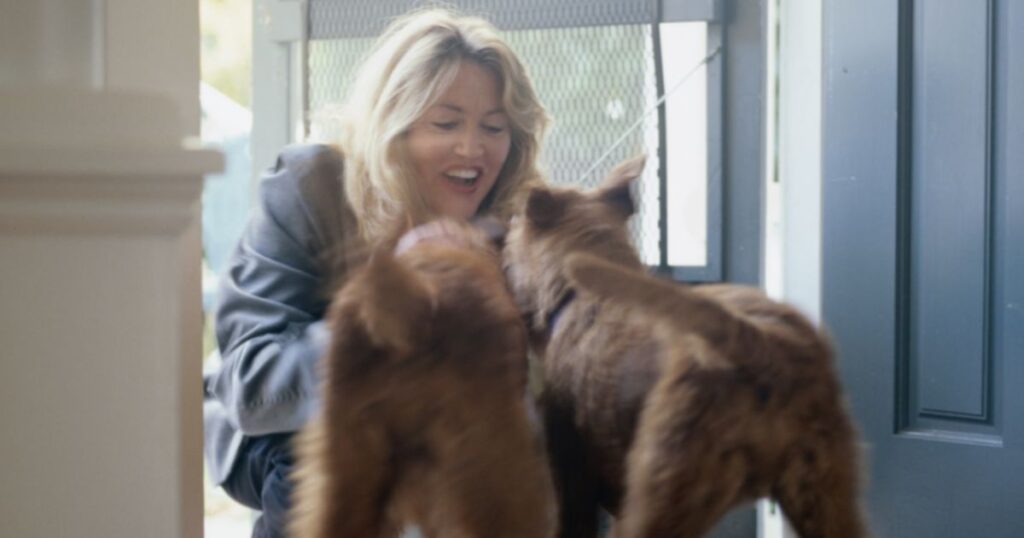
[{"x1": 207, "y1": 144, "x2": 343, "y2": 436}]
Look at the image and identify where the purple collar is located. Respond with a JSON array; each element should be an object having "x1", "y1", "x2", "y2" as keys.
[{"x1": 545, "y1": 289, "x2": 577, "y2": 332}]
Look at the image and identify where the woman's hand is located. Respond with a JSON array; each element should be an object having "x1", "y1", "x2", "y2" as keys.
[{"x1": 394, "y1": 217, "x2": 507, "y2": 255}]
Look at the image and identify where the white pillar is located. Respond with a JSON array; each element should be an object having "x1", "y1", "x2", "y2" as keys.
[
  {"x1": 760, "y1": 0, "x2": 823, "y2": 537},
  {"x1": 0, "y1": 0, "x2": 105, "y2": 88},
  {"x1": 0, "y1": 2, "x2": 220, "y2": 537}
]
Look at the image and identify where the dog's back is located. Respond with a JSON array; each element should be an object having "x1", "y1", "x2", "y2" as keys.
[
  {"x1": 565, "y1": 252, "x2": 865, "y2": 538},
  {"x1": 502, "y1": 155, "x2": 867, "y2": 538},
  {"x1": 289, "y1": 221, "x2": 556, "y2": 538}
]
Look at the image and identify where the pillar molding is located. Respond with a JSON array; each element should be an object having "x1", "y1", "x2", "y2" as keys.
[{"x1": 0, "y1": 86, "x2": 220, "y2": 538}]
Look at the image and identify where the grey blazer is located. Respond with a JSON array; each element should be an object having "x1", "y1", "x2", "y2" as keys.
[{"x1": 203, "y1": 143, "x2": 356, "y2": 485}]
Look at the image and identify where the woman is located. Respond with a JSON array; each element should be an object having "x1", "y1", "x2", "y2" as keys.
[{"x1": 202, "y1": 8, "x2": 550, "y2": 537}]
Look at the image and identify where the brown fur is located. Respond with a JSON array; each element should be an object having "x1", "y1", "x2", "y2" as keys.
[
  {"x1": 289, "y1": 219, "x2": 557, "y2": 538},
  {"x1": 503, "y1": 156, "x2": 868, "y2": 538}
]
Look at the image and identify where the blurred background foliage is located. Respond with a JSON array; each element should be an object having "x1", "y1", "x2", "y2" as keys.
[
  {"x1": 200, "y1": 2, "x2": 254, "y2": 534},
  {"x1": 201, "y1": 0, "x2": 252, "y2": 107}
]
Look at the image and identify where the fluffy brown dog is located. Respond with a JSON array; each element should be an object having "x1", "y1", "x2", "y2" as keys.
[
  {"x1": 289, "y1": 219, "x2": 556, "y2": 538},
  {"x1": 503, "y1": 157, "x2": 867, "y2": 538}
]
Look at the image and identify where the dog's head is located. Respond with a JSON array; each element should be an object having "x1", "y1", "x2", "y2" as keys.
[
  {"x1": 393, "y1": 217, "x2": 505, "y2": 258},
  {"x1": 329, "y1": 217, "x2": 506, "y2": 359},
  {"x1": 503, "y1": 155, "x2": 647, "y2": 331}
]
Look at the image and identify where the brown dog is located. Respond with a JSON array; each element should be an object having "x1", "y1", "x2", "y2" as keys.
[
  {"x1": 288, "y1": 219, "x2": 556, "y2": 538},
  {"x1": 503, "y1": 157, "x2": 867, "y2": 538}
]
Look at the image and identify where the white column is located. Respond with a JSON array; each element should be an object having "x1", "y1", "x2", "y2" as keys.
[
  {"x1": 777, "y1": 0, "x2": 823, "y2": 325},
  {"x1": 0, "y1": 0, "x2": 105, "y2": 88},
  {"x1": 0, "y1": 1, "x2": 220, "y2": 537},
  {"x1": 760, "y1": 0, "x2": 822, "y2": 537}
]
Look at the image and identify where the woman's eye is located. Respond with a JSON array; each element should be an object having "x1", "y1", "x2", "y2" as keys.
[
  {"x1": 482, "y1": 124, "x2": 506, "y2": 134},
  {"x1": 432, "y1": 121, "x2": 458, "y2": 130}
]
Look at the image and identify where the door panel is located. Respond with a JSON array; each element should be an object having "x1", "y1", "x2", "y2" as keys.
[
  {"x1": 823, "y1": 0, "x2": 1024, "y2": 536},
  {"x1": 907, "y1": 0, "x2": 995, "y2": 435}
]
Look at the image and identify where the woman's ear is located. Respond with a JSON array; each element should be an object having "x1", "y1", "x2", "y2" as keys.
[{"x1": 525, "y1": 187, "x2": 567, "y2": 229}]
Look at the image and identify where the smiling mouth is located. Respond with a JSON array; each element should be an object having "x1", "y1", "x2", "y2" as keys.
[{"x1": 444, "y1": 168, "x2": 481, "y2": 190}]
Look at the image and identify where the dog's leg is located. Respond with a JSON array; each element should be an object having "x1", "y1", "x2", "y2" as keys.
[
  {"x1": 289, "y1": 416, "x2": 397, "y2": 538},
  {"x1": 319, "y1": 421, "x2": 396, "y2": 538},
  {"x1": 613, "y1": 367, "x2": 750, "y2": 538},
  {"x1": 433, "y1": 421, "x2": 557, "y2": 538},
  {"x1": 773, "y1": 440, "x2": 867, "y2": 538},
  {"x1": 543, "y1": 398, "x2": 602, "y2": 538}
]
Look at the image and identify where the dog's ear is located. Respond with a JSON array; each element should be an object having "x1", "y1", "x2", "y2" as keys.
[
  {"x1": 525, "y1": 187, "x2": 567, "y2": 229},
  {"x1": 359, "y1": 249, "x2": 435, "y2": 356},
  {"x1": 598, "y1": 155, "x2": 645, "y2": 218}
]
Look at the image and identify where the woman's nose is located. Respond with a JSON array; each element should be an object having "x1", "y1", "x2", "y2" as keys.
[{"x1": 454, "y1": 130, "x2": 484, "y2": 158}]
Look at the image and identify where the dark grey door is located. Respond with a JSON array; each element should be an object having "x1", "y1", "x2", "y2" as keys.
[{"x1": 822, "y1": 1, "x2": 1023, "y2": 536}]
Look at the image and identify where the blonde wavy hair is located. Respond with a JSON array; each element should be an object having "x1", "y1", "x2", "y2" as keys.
[{"x1": 336, "y1": 7, "x2": 550, "y2": 244}]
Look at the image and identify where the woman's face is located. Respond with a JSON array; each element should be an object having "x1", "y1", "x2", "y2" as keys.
[{"x1": 406, "y1": 61, "x2": 512, "y2": 220}]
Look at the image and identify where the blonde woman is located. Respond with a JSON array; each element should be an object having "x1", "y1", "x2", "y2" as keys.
[{"x1": 202, "y1": 8, "x2": 549, "y2": 537}]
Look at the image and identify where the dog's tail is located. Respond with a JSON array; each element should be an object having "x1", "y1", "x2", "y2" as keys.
[
  {"x1": 348, "y1": 248, "x2": 436, "y2": 357},
  {"x1": 564, "y1": 252, "x2": 760, "y2": 365}
]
